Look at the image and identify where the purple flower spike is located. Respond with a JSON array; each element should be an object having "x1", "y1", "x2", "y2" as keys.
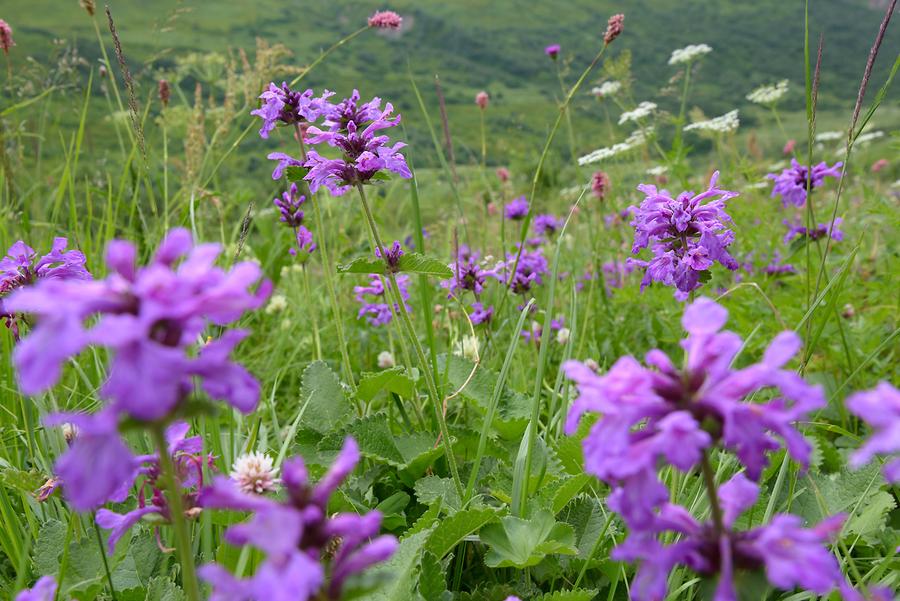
[
  {"x1": 783, "y1": 217, "x2": 843, "y2": 245},
  {"x1": 847, "y1": 381, "x2": 900, "y2": 483},
  {"x1": 768, "y1": 159, "x2": 842, "y2": 207},
  {"x1": 545, "y1": 44, "x2": 561, "y2": 59},
  {"x1": 375, "y1": 240, "x2": 404, "y2": 271},
  {"x1": 300, "y1": 90, "x2": 412, "y2": 195},
  {"x1": 354, "y1": 273, "x2": 411, "y2": 327},
  {"x1": 198, "y1": 437, "x2": 396, "y2": 601},
  {"x1": 273, "y1": 183, "x2": 316, "y2": 255},
  {"x1": 251, "y1": 83, "x2": 332, "y2": 139},
  {"x1": 441, "y1": 247, "x2": 498, "y2": 298},
  {"x1": 630, "y1": 170, "x2": 739, "y2": 298},
  {"x1": 533, "y1": 213, "x2": 564, "y2": 238},
  {"x1": 15, "y1": 576, "x2": 57, "y2": 601},
  {"x1": 470, "y1": 302, "x2": 494, "y2": 325},
  {"x1": 504, "y1": 196, "x2": 529, "y2": 220}
]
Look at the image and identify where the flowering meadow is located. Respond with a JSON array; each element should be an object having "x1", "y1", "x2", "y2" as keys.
[{"x1": 1, "y1": 2, "x2": 899, "y2": 600}]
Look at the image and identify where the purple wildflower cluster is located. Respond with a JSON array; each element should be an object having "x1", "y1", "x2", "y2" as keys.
[
  {"x1": 15, "y1": 576, "x2": 55, "y2": 601},
  {"x1": 1, "y1": 238, "x2": 90, "y2": 336},
  {"x1": 503, "y1": 246, "x2": 549, "y2": 295},
  {"x1": 274, "y1": 182, "x2": 316, "y2": 255},
  {"x1": 629, "y1": 171, "x2": 738, "y2": 299},
  {"x1": 782, "y1": 217, "x2": 843, "y2": 245},
  {"x1": 504, "y1": 196, "x2": 530, "y2": 220},
  {"x1": 768, "y1": 159, "x2": 842, "y2": 207},
  {"x1": 563, "y1": 298, "x2": 862, "y2": 599},
  {"x1": 7, "y1": 229, "x2": 269, "y2": 510},
  {"x1": 533, "y1": 213, "x2": 564, "y2": 238},
  {"x1": 95, "y1": 422, "x2": 213, "y2": 553},
  {"x1": 441, "y1": 246, "x2": 500, "y2": 325},
  {"x1": 198, "y1": 437, "x2": 397, "y2": 600},
  {"x1": 251, "y1": 83, "x2": 333, "y2": 139},
  {"x1": 354, "y1": 273, "x2": 411, "y2": 326}
]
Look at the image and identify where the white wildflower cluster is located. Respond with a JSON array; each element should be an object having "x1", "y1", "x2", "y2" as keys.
[
  {"x1": 815, "y1": 131, "x2": 843, "y2": 142},
  {"x1": 265, "y1": 294, "x2": 288, "y2": 314},
  {"x1": 746, "y1": 80, "x2": 789, "y2": 104},
  {"x1": 230, "y1": 451, "x2": 279, "y2": 495},
  {"x1": 453, "y1": 335, "x2": 480, "y2": 361},
  {"x1": 684, "y1": 110, "x2": 739, "y2": 134},
  {"x1": 668, "y1": 43, "x2": 712, "y2": 65},
  {"x1": 746, "y1": 180, "x2": 770, "y2": 190},
  {"x1": 836, "y1": 130, "x2": 884, "y2": 155},
  {"x1": 591, "y1": 81, "x2": 622, "y2": 97},
  {"x1": 377, "y1": 350, "x2": 396, "y2": 369},
  {"x1": 578, "y1": 127, "x2": 653, "y2": 165},
  {"x1": 646, "y1": 165, "x2": 668, "y2": 176},
  {"x1": 618, "y1": 101, "x2": 657, "y2": 125}
]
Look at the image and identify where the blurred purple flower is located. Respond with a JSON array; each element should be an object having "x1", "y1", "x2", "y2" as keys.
[
  {"x1": 368, "y1": 10, "x2": 402, "y2": 29},
  {"x1": 782, "y1": 217, "x2": 843, "y2": 245},
  {"x1": 503, "y1": 247, "x2": 548, "y2": 295},
  {"x1": 198, "y1": 438, "x2": 397, "y2": 601},
  {"x1": 15, "y1": 576, "x2": 56, "y2": 601},
  {"x1": 504, "y1": 196, "x2": 529, "y2": 220},
  {"x1": 469, "y1": 302, "x2": 494, "y2": 325},
  {"x1": 533, "y1": 213, "x2": 563, "y2": 238},
  {"x1": 768, "y1": 159, "x2": 842, "y2": 207},
  {"x1": 545, "y1": 44, "x2": 560, "y2": 59},
  {"x1": 354, "y1": 274, "x2": 411, "y2": 327},
  {"x1": 847, "y1": 381, "x2": 900, "y2": 483}
]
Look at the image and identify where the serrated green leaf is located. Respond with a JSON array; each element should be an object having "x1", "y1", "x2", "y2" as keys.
[
  {"x1": 417, "y1": 552, "x2": 449, "y2": 601},
  {"x1": 284, "y1": 166, "x2": 309, "y2": 182},
  {"x1": 534, "y1": 589, "x2": 598, "y2": 601},
  {"x1": 0, "y1": 467, "x2": 47, "y2": 493},
  {"x1": 548, "y1": 474, "x2": 591, "y2": 514},
  {"x1": 845, "y1": 490, "x2": 896, "y2": 543},
  {"x1": 414, "y1": 476, "x2": 461, "y2": 513},
  {"x1": 357, "y1": 367, "x2": 417, "y2": 402},
  {"x1": 34, "y1": 519, "x2": 66, "y2": 576},
  {"x1": 366, "y1": 528, "x2": 433, "y2": 601},
  {"x1": 424, "y1": 508, "x2": 498, "y2": 559},
  {"x1": 144, "y1": 576, "x2": 185, "y2": 601},
  {"x1": 300, "y1": 361, "x2": 351, "y2": 434},
  {"x1": 396, "y1": 253, "x2": 452, "y2": 278},
  {"x1": 480, "y1": 510, "x2": 577, "y2": 568},
  {"x1": 344, "y1": 414, "x2": 443, "y2": 476},
  {"x1": 406, "y1": 501, "x2": 442, "y2": 539}
]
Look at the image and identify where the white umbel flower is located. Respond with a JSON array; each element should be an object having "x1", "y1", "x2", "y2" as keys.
[
  {"x1": 815, "y1": 131, "x2": 843, "y2": 142},
  {"x1": 591, "y1": 81, "x2": 622, "y2": 97},
  {"x1": 230, "y1": 451, "x2": 279, "y2": 494},
  {"x1": 618, "y1": 101, "x2": 657, "y2": 125},
  {"x1": 646, "y1": 165, "x2": 668, "y2": 176},
  {"x1": 746, "y1": 80, "x2": 789, "y2": 104},
  {"x1": 684, "y1": 110, "x2": 739, "y2": 134},
  {"x1": 578, "y1": 127, "x2": 653, "y2": 165},
  {"x1": 668, "y1": 43, "x2": 712, "y2": 65},
  {"x1": 265, "y1": 294, "x2": 288, "y2": 314},
  {"x1": 377, "y1": 350, "x2": 396, "y2": 369}
]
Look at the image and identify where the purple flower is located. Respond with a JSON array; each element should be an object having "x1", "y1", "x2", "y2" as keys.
[
  {"x1": 94, "y1": 422, "x2": 211, "y2": 553},
  {"x1": 267, "y1": 152, "x2": 304, "y2": 180},
  {"x1": 504, "y1": 196, "x2": 529, "y2": 220},
  {"x1": 602, "y1": 260, "x2": 637, "y2": 290},
  {"x1": 469, "y1": 302, "x2": 494, "y2": 325},
  {"x1": 545, "y1": 44, "x2": 561, "y2": 59},
  {"x1": 502, "y1": 247, "x2": 548, "y2": 295},
  {"x1": 15, "y1": 576, "x2": 56, "y2": 601},
  {"x1": 274, "y1": 183, "x2": 316, "y2": 255},
  {"x1": 198, "y1": 438, "x2": 397, "y2": 601},
  {"x1": 613, "y1": 473, "x2": 852, "y2": 601},
  {"x1": 251, "y1": 83, "x2": 332, "y2": 139},
  {"x1": 847, "y1": 382, "x2": 900, "y2": 483},
  {"x1": 375, "y1": 240, "x2": 404, "y2": 271},
  {"x1": 301, "y1": 90, "x2": 411, "y2": 195},
  {"x1": 441, "y1": 247, "x2": 497, "y2": 298},
  {"x1": 630, "y1": 171, "x2": 739, "y2": 297},
  {"x1": 1, "y1": 238, "x2": 91, "y2": 335},
  {"x1": 768, "y1": 159, "x2": 842, "y2": 207},
  {"x1": 564, "y1": 297, "x2": 823, "y2": 528},
  {"x1": 782, "y1": 217, "x2": 843, "y2": 245},
  {"x1": 368, "y1": 10, "x2": 403, "y2": 29},
  {"x1": 533, "y1": 213, "x2": 563, "y2": 238},
  {"x1": 354, "y1": 274, "x2": 411, "y2": 327}
]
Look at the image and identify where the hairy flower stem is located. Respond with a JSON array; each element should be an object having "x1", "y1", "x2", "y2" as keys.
[
  {"x1": 672, "y1": 61, "x2": 693, "y2": 166},
  {"x1": 151, "y1": 426, "x2": 201, "y2": 601},
  {"x1": 699, "y1": 452, "x2": 725, "y2": 536},
  {"x1": 355, "y1": 183, "x2": 463, "y2": 496},
  {"x1": 293, "y1": 125, "x2": 356, "y2": 390}
]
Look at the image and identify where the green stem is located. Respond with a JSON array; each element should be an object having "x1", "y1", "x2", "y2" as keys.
[
  {"x1": 151, "y1": 427, "x2": 201, "y2": 601},
  {"x1": 699, "y1": 452, "x2": 725, "y2": 536},
  {"x1": 354, "y1": 183, "x2": 463, "y2": 496}
]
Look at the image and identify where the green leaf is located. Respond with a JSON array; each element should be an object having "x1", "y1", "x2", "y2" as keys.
[
  {"x1": 34, "y1": 519, "x2": 66, "y2": 576},
  {"x1": 480, "y1": 510, "x2": 578, "y2": 568},
  {"x1": 544, "y1": 474, "x2": 592, "y2": 515},
  {"x1": 377, "y1": 491, "x2": 411, "y2": 531},
  {"x1": 845, "y1": 490, "x2": 896, "y2": 543},
  {"x1": 396, "y1": 253, "x2": 452, "y2": 278},
  {"x1": 406, "y1": 501, "x2": 442, "y2": 539},
  {"x1": 365, "y1": 528, "x2": 433, "y2": 601},
  {"x1": 0, "y1": 467, "x2": 47, "y2": 493},
  {"x1": 424, "y1": 508, "x2": 497, "y2": 559},
  {"x1": 414, "y1": 476, "x2": 461, "y2": 513},
  {"x1": 357, "y1": 367, "x2": 418, "y2": 402},
  {"x1": 534, "y1": 589, "x2": 599, "y2": 601},
  {"x1": 284, "y1": 166, "x2": 309, "y2": 182},
  {"x1": 338, "y1": 256, "x2": 386, "y2": 275},
  {"x1": 300, "y1": 361, "x2": 352, "y2": 434},
  {"x1": 417, "y1": 552, "x2": 450, "y2": 601},
  {"x1": 144, "y1": 576, "x2": 186, "y2": 601},
  {"x1": 342, "y1": 414, "x2": 443, "y2": 476}
]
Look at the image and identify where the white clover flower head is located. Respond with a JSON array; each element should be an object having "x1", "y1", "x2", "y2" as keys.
[
  {"x1": 265, "y1": 294, "x2": 288, "y2": 314},
  {"x1": 668, "y1": 43, "x2": 712, "y2": 65},
  {"x1": 618, "y1": 101, "x2": 657, "y2": 125},
  {"x1": 555, "y1": 327, "x2": 571, "y2": 346},
  {"x1": 578, "y1": 127, "x2": 654, "y2": 165},
  {"x1": 230, "y1": 451, "x2": 279, "y2": 495},
  {"x1": 377, "y1": 350, "x2": 396, "y2": 369},
  {"x1": 746, "y1": 80, "x2": 789, "y2": 105},
  {"x1": 591, "y1": 81, "x2": 622, "y2": 97},
  {"x1": 454, "y1": 335, "x2": 480, "y2": 361},
  {"x1": 584, "y1": 358, "x2": 600, "y2": 373},
  {"x1": 684, "y1": 110, "x2": 739, "y2": 134}
]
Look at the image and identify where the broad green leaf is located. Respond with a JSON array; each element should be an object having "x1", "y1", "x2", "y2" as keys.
[
  {"x1": 406, "y1": 501, "x2": 442, "y2": 539},
  {"x1": 425, "y1": 508, "x2": 498, "y2": 559},
  {"x1": 34, "y1": 519, "x2": 67, "y2": 576},
  {"x1": 365, "y1": 528, "x2": 433, "y2": 601},
  {"x1": 845, "y1": 490, "x2": 896, "y2": 543},
  {"x1": 396, "y1": 253, "x2": 452, "y2": 278},
  {"x1": 144, "y1": 576, "x2": 186, "y2": 601},
  {"x1": 545, "y1": 474, "x2": 592, "y2": 515},
  {"x1": 414, "y1": 476, "x2": 461, "y2": 513},
  {"x1": 357, "y1": 367, "x2": 418, "y2": 402},
  {"x1": 417, "y1": 552, "x2": 450, "y2": 601},
  {"x1": 535, "y1": 589, "x2": 599, "y2": 601},
  {"x1": 338, "y1": 414, "x2": 443, "y2": 477},
  {"x1": 338, "y1": 256, "x2": 385, "y2": 275},
  {"x1": 284, "y1": 166, "x2": 309, "y2": 182},
  {"x1": 480, "y1": 510, "x2": 577, "y2": 568},
  {"x1": 300, "y1": 361, "x2": 352, "y2": 434},
  {"x1": 0, "y1": 467, "x2": 47, "y2": 493}
]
